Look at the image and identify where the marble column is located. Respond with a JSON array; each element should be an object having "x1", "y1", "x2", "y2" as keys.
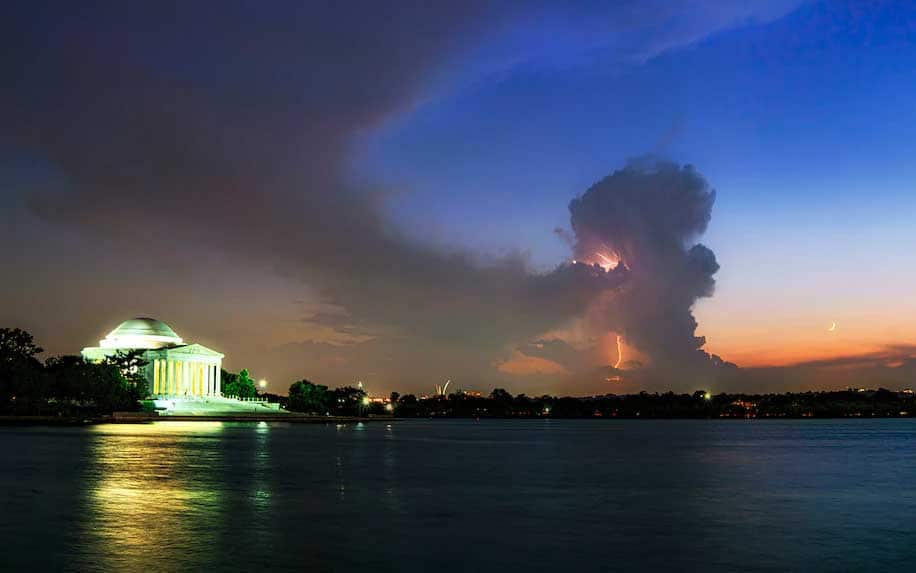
[{"x1": 167, "y1": 360, "x2": 174, "y2": 395}]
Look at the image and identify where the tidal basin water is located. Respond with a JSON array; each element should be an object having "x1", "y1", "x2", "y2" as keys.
[{"x1": 3, "y1": 420, "x2": 916, "y2": 572}]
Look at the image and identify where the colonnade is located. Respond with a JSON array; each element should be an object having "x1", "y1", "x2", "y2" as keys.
[{"x1": 152, "y1": 359, "x2": 221, "y2": 397}]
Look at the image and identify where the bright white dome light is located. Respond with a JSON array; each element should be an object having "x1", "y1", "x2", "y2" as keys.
[{"x1": 99, "y1": 317, "x2": 183, "y2": 349}]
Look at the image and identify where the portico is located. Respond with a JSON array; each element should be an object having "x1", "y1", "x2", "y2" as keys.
[{"x1": 149, "y1": 345, "x2": 223, "y2": 397}]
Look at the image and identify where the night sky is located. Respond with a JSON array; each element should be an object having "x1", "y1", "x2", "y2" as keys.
[{"x1": 2, "y1": 1, "x2": 915, "y2": 395}]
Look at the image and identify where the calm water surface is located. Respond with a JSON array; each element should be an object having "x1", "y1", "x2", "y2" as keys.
[{"x1": 2, "y1": 419, "x2": 916, "y2": 572}]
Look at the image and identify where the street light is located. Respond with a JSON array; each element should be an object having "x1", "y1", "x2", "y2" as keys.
[{"x1": 259, "y1": 379, "x2": 268, "y2": 390}]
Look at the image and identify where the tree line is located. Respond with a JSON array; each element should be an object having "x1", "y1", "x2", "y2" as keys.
[
  {"x1": 285, "y1": 381, "x2": 916, "y2": 419},
  {"x1": 0, "y1": 328, "x2": 145, "y2": 415}
]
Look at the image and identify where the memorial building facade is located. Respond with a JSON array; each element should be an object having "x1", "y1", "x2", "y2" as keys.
[{"x1": 82, "y1": 317, "x2": 224, "y2": 398}]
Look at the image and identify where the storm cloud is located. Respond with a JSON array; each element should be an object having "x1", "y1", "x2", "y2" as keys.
[
  {"x1": 570, "y1": 160, "x2": 725, "y2": 371},
  {"x1": 496, "y1": 159, "x2": 732, "y2": 391}
]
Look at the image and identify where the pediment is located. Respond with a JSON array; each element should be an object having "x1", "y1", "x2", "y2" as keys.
[{"x1": 157, "y1": 343, "x2": 224, "y2": 358}]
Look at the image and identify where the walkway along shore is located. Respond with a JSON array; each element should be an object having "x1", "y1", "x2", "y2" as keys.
[{"x1": 0, "y1": 414, "x2": 399, "y2": 425}]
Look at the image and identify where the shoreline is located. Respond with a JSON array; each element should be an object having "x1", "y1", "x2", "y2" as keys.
[
  {"x1": 3, "y1": 414, "x2": 916, "y2": 426},
  {"x1": 0, "y1": 414, "x2": 399, "y2": 426}
]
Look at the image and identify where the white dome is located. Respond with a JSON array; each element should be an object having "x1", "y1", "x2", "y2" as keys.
[{"x1": 99, "y1": 317, "x2": 183, "y2": 349}]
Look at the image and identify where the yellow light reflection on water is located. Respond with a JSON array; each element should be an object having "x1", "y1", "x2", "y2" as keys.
[
  {"x1": 79, "y1": 422, "x2": 228, "y2": 570},
  {"x1": 90, "y1": 421, "x2": 227, "y2": 434}
]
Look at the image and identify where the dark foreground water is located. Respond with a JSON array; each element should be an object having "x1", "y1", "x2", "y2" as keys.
[{"x1": 2, "y1": 420, "x2": 916, "y2": 572}]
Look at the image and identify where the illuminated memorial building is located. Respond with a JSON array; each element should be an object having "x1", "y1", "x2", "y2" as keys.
[{"x1": 82, "y1": 318, "x2": 224, "y2": 398}]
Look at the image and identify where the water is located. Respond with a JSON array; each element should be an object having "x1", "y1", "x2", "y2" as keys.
[{"x1": 2, "y1": 419, "x2": 916, "y2": 572}]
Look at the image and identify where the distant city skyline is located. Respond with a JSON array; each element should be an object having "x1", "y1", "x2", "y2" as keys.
[{"x1": 2, "y1": 1, "x2": 914, "y2": 394}]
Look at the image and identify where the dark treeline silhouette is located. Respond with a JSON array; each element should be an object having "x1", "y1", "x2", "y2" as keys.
[
  {"x1": 283, "y1": 378, "x2": 916, "y2": 419},
  {"x1": 0, "y1": 328, "x2": 144, "y2": 415},
  {"x1": 384, "y1": 388, "x2": 916, "y2": 419},
  {"x1": 287, "y1": 380, "x2": 369, "y2": 416}
]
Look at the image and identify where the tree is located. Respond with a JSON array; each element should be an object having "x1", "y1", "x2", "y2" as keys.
[
  {"x1": 84, "y1": 361, "x2": 144, "y2": 412},
  {"x1": 236, "y1": 369, "x2": 257, "y2": 398},
  {"x1": 0, "y1": 328, "x2": 46, "y2": 413},
  {"x1": 0, "y1": 328, "x2": 43, "y2": 364},
  {"x1": 396, "y1": 394, "x2": 420, "y2": 417},
  {"x1": 45, "y1": 355, "x2": 90, "y2": 404},
  {"x1": 288, "y1": 379, "x2": 330, "y2": 413},
  {"x1": 222, "y1": 368, "x2": 257, "y2": 398},
  {"x1": 104, "y1": 350, "x2": 149, "y2": 394},
  {"x1": 489, "y1": 388, "x2": 513, "y2": 416},
  {"x1": 490, "y1": 388, "x2": 513, "y2": 402},
  {"x1": 221, "y1": 369, "x2": 238, "y2": 394},
  {"x1": 43, "y1": 355, "x2": 142, "y2": 414},
  {"x1": 330, "y1": 385, "x2": 367, "y2": 415}
]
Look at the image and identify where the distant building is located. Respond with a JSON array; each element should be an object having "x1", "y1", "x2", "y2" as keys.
[{"x1": 82, "y1": 317, "x2": 224, "y2": 398}]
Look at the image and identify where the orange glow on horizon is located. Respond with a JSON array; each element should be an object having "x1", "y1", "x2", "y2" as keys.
[
  {"x1": 699, "y1": 316, "x2": 916, "y2": 369},
  {"x1": 693, "y1": 276, "x2": 916, "y2": 372}
]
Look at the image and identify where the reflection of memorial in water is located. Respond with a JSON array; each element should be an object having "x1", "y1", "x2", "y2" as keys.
[{"x1": 77, "y1": 423, "x2": 227, "y2": 571}]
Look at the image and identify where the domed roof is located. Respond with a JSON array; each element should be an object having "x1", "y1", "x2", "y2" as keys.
[{"x1": 100, "y1": 317, "x2": 183, "y2": 349}]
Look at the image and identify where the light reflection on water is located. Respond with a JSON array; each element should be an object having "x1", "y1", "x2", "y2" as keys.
[
  {"x1": 80, "y1": 422, "x2": 230, "y2": 571},
  {"x1": 3, "y1": 420, "x2": 916, "y2": 572}
]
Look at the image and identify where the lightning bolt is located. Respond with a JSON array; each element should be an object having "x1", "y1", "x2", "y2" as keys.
[{"x1": 614, "y1": 334, "x2": 623, "y2": 369}]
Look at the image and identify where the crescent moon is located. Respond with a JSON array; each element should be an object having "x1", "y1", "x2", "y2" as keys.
[{"x1": 828, "y1": 321, "x2": 837, "y2": 332}]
